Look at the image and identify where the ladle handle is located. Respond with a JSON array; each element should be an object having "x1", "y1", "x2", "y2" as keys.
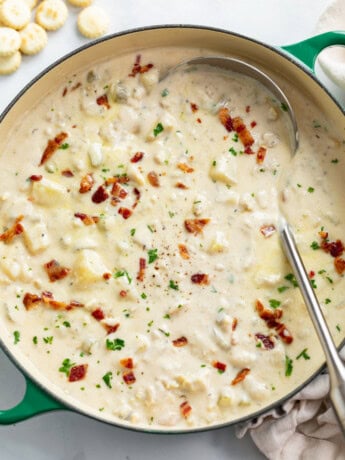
[
  {"x1": 282, "y1": 31, "x2": 345, "y2": 72},
  {"x1": 279, "y1": 218, "x2": 345, "y2": 434}
]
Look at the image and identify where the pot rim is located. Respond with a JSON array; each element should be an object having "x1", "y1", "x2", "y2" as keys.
[{"x1": 0, "y1": 23, "x2": 344, "y2": 434}]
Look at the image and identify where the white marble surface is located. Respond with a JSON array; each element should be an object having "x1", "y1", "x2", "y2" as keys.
[{"x1": 0, "y1": 1, "x2": 343, "y2": 459}]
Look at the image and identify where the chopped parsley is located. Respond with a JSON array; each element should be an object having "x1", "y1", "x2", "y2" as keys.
[
  {"x1": 158, "y1": 328, "x2": 170, "y2": 337},
  {"x1": 325, "y1": 298, "x2": 331, "y2": 305},
  {"x1": 296, "y1": 348, "x2": 310, "y2": 360},
  {"x1": 43, "y1": 336, "x2": 54, "y2": 344},
  {"x1": 63, "y1": 321, "x2": 71, "y2": 328},
  {"x1": 307, "y1": 186, "x2": 315, "y2": 193},
  {"x1": 13, "y1": 330, "x2": 20, "y2": 344},
  {"x1": 59, "y1": 143, "x2": 69, "y2": 150},
  {"x1": 277, "y1": 285, "x2": 289, "y2": 293},
  {"x1": 113, "y1": 270, "x2": 132, "y2": 284},
  {"x1": 169, "y1": 280, "x2": 179, "y2": 290},
  {"x1": 269, "y1": 299, "x2": 281, "y2": 309},
  {"x1": 147, "y1": 224, "x2": 154, "y2": 233},
  {"x1": 331, "y1": 158, "x2": 339, "y2": 164},
  {"x1": 229, "y1": 147, "x2": 238, "y2": 156},
  {"x1": 212, "y1": 160, "x2": 217, "y2": 166},
  {"x1": 130, "y1": 228, "x2": 136, "y2": 236},
  {"x1": 106, "y1": 338, "x2": 125, "y2": 351},
  {"x1": 336, "y1": 324, "x2": 341, "y2": 332},
  {"x1": 232, "y1": 133, "x2": 239, "y2": 142},
  {"x1": 148, "y1": 248, "x2": 158, "y2": 264},
  {"x1": 310, "y1": 279, "x2": 317, "y2": 289},
  {"x1": 141, "y1": 292, "x2": 147, "y2": 299},
  {"x1": 285, "y1": 273, "x2": 298, "y2": 287},
  {"x1": 102, "y1": 371, "x2": 113, "y2": 388},
  {"x1": 285, "y1": 355, "x2": 293, "y2": 377},
  {"x1": 310, "y1": 241, "x2": 320, "y2": 250},
  {"x1": 33, "y1": 336, "x2": 38, "y2": 345},
  {"x1": 161, "y1": 88, "x2": 169, "y2": 97},
  {"x1": 59, "y1": 358, "x2": 75, "y2": 376},
  {"x1": 280, "y1": 102, "x2": 288, "y2": 112},
  {"x1": 153, "y1": 122, "x2": 164, "y2": 137}
]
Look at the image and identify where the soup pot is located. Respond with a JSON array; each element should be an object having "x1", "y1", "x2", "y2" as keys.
[{"x1": 0, "y1": 25, "x2": 345, "y2": 432}]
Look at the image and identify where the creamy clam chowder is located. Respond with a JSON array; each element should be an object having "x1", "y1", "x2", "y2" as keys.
[{"x1": 1, "y1": 47, "x2": 345, "y2": 430}]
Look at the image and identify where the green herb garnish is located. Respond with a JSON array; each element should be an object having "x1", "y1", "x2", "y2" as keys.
[
  {"x1": 148, "y1": 248, "x2": 158, "y2": 264},
  {"x1": 102, "y1": 371, "x2": 113, "y2": 388},
  {"x1": 310, "y1": 241, "x2": 320, "y2": 250},
  {"x1": 169, "y1": 280, "x2": 179, "y2": 290},
  {"x1": 153, "y1": 122, "x2": 164, "y2": 137},
  {"x1": 106, "y1": 338, "x2": 125, "y2": 351},
  {"x1": 296, "y1": 348, "x2": 310, "y2": 360},
  {"x1": 269, "y1": 299, "x2": 281, "y2": 309},
  {"x1": 13, "y1": 330, "x2": 20, "y2": 344},
  {"x1": 59, "y1": 358, "x2": 75, "y2": 376},
  {"x1": 285, "y1": 355, "x2": 293, "y2": 377}
]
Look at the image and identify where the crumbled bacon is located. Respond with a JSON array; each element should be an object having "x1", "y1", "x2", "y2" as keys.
[
  {"x1": 23, "y1": 293, "x2": 41, "y2": 310},
  {"x1": 175, "y1": 182, "x2": 188, "y2": 189},
  {"x1": 256, "y1": 146, "x2": 267, "y2": 164},
  {"x1": 120, "y1": 357, "x2": 134, "y2": 369},
  {"x1": 245, "y1": 105, "x2": 251, "y2": 113},
  {"x1": 79, "y1": 173, "x2": 94, "y2": 193},
  {"x1": 44, "y1": 259, "x2": 70, "y2": 282},
  {"x1": 111, "y1": 182, "x2": 128, "y2": 199},
  {"x1": 334, "y1": 257, "x2": 345, "y2": 275},
  {"x1": 132, "y1": 187, "x2": 141, "y2": 209},
  {"x1": 255, "y1": 300, "x2": 293, "y2": 344},
  {"x1": 0, "y1": 215, "x2": 24, "y2": 244},
  {"x1": 103, "y1": 323, "x2": 120, "y2": 335},
  {"x1": 231, "y1": 368, "x2": 250, "y2": 385},
  {"x1": 74, "y1": 212, "x2": 99, "y2": 225},
  {"x1": 105, "y1": 175, "x2": 130, "y2": 186},
  {"x1": 118, "y1": 207, "x2": 132, "y2": 219},
  {"x1": 91, "y1": 308, "x2": 105, "y2": 321},
  {"x1": 119, "y1": 290, "x2": 127, "y2": 297},
  {"x1": 232, "y1": 318, "x2": 238, "y2": 331},
  {"x1": 69, "y1": 364, "x2": 88, "y2": 382},
  {"x1": 255, "y1": 332, "x2": 275, "y2": 350},
  {"x1": 136, "y1": 257, "x2": 146, "y2": 282},
  {"x1": 92, "y1": 185, "x2": 109, "y2": 204},
  {"x1": 232, "y1": 116, "x2": 254, "y2": 148},
  {"x1": 61, "y1": 169, "x2": 74, "y2": 177},
  {"x1": 250, "y1": 121, "x2": 257, "y2": 128},
  {"x1": 321, "y1": 238, "x2": 344, "y2": 258},
  {"x1": 130, "y1": 152, "x2": 144, "y2": 163},
  {"x1": 177, "y1": 163, "x2": 194, "y2": 173},
  {"x1": 191, "y1": 273, "x2": 209, "y2": 285},
  {"x1": 260, "y1": 224, "x2": 276, "y2": 238},
  {"x1": 180, "y1": 401, "x2": 192, "y2": 418},
  {"x1": 190, "y1": 102, "x2": 199, "y2": 113},
  {"x1": 319, "y1": 230, "x2": 328, "y2": 240},
  {"x1": 172, "y1": 336, "x2": 188, "y2": 347},
  {"x1": 103, "y1": 272, "x2": 111, "y2": 280},
  {"x1": 71, "y1": 82, "x2": 82, "y2": 92},
  {"x1": 147, "y1": 171, "x2": 160, "y2": 187},
  {"x1": 218, "y1": 107, "x2": 233, "y2": 132},
  {"x1": 212, "y1": 361, "x2": 227, "y2": 372},
  {"x1": 96, "y1": 94, "x2": 110, "y2": 109},
  {"x1": 309, "y1": 270, "x2": 315, "y2": 279},
  {"x1": 29, "y1": 174, "x2": 42, "y2": 182},
  {"x1": 128, "y1": 54, "x2": 153, "y2": 77},
  {"x1": 184, "y1": 218, "x2": 210, "y2": 235},
  {"x1": 123, "y1": 370, "x2": 136, "y2": 385},
  {"x1": 39, "y1": 132, "x2": 68, "y2": 166},
  {"x1": 62, "y1": 87, "x2": 68, "y2": 97},
  {"x1": 178, "y1": 243, "x2": 190, "y2": 260}
]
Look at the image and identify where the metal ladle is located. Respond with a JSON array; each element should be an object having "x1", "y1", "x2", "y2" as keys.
[{"x1": 164, "y1": 56, "x2": 345, "y2": 433}]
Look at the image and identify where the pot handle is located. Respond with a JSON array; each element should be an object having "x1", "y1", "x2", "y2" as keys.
[
  {"x1": 282, "y1": 31, "x2": 345, "y2": 72},
  {"x1": 0, "y1": 376, "x2": 65, "y2": 424}
]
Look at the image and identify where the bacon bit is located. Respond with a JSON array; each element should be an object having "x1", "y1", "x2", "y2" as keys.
[
  {"x1": 128, "y1": 54, "x2": 153, "y2": 77},
  {"x1": 245, "y1": 105, "x2": 251, "y2": 113},
  {"x1": 180, "y1": 401, "x2": 192, "y2": 418},
  {"x1": 130, "y1": 152, "x2": 144, "y2": 163},
  {"x1": 136, "y1": 257, "x2": 146, "y2": 282},
  {"x1": 175, "y1": 182, "x2": 188, "y2": 189},
  {"x1": 103, "y1": 272, "x2": 111, "y2": 280},
  {"x1": 232, "y1": 318, "x2": 238, "y2": 331},
  {"x1": 190, "y1": 102, "x2": 199, "y2": 112},
  {"x1": 119, "y1": 290, "x2": 127, "y2": 297},
  {"x1": 184, "y1": 218, "x2": 210, "y2": 235},
  {"x1": 69, "y1": 364, "x2": 88, "y2": 382},
  {"x1": 23, "y1": 293, "x2": 41, "y2": 310},
  {"x1": 319, "y1": 230, "x2": 328, "y2": 240},
  {"x1": 79, "y1": 173, "x2": 94, "y2": 193},
  {"x1": 172, "y1": 336, "x2": 188, "y2": 347},
  {"x1": 232, "y1": 116, "x2": 254, "y2": 148},
  {"x1": 191, "y1": 273, "x2": 209, "y2": 285},
  {"x1": 39, "y1": 132, "x2": 68, "y2": 166},
  {"x1": 212, "y1": 361, "x2": 227, "y2": 372},
  {"x1": 320, "y1": 237, "x2": 344, "y2": 258},
  {"x1": 250, "y1": 121, "x2": 257, "y2": 128},
  {"x1": 255, "y1": 300, "x2": 293, "y2": 344},
  {"x1": 177, "y1": 163, "x2": 194, "y2": 173},
  {"x1": 62, "y1": 87, "x2": 68, "y2": 97},
  {"x1": 123, "y1": 370, "x2": 136, "y2": 385},
  {"x1": 29, "y1": 174, "x2": 42, "y2": 182},
  {"x1": 103, "y1": 323, "x2": 120, "y2": 335},
  {"x1": 92, "y1": 185, "x2": 109, "y2": 204},
  {"x1": 178, "y1": 243, "x2": 190, "y2": 260},
  {"x1": 118, "y1": 207, "x2": 132, "y2": 219},
  {"x1": 71, "y1": 82, "x2": 82, "y2": 92},
  {"x1": 218, "y1": 107, "x2": 233, "y2": 132},
  {"x1": 260, "y1": 224, "x2": 276, "y2": 238},
  {"x1": 309, "y1": 270, "x2": 315, "y2": 279},
  {"x1": 61, "y1": 169, "x2": 74, "y2": 177},
  {"x1": 255, "y1": 332, "x2": 275, "y2": 350},
  {"x1": 120, "y1": 357, "x2": 134, "y2": 369},
  {"x1": 105, "y1": 175, "x2": 130, "y2": 186},
  {"x1": 256, "y1": 146, "x2": 267, "y2": 164},
  {"x1": 244, "y1": 146, "x2": 254, "y2": 155},
  {"x1": 111, "y1": 182, "x2": 128, "y2": 199},
  {"x1": 96, "y1": 94, "x2": 110, "y2": 109},
  {"x1": 0, "y1": 215, "x2": 24, "y2": 244},
  {"x1": 44, "y1": 259, "x2": 70, "y2": 282},
  {"x1": 147, "y1": 171, "x2": 160, "y2": 187},
  {"x1": 132, "y1": 187, "x2": 141, "y2": 209},
  {"x1": 231, "y1": 368, "x2": 250, "y2": 385},
  {"x1": 91, "y1": 308, "x2": 105, "y2": 321},
  {"x1": 74, "y1": 212, "x2": 99, "y2": 226},
  {"x1": 197, "y1": 118, "x2": 202, "y2": 124},
  {"x1": 334, "y1": 257, "x2": 345, "y2": 275}
]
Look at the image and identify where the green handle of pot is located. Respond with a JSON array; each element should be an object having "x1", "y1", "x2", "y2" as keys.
[
  {"x1": 0, "y1": 376, "x2": 65, "y2": 424},
  {"x1": 282, "y1": 30, "x2": 345, "y2": 72}
]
